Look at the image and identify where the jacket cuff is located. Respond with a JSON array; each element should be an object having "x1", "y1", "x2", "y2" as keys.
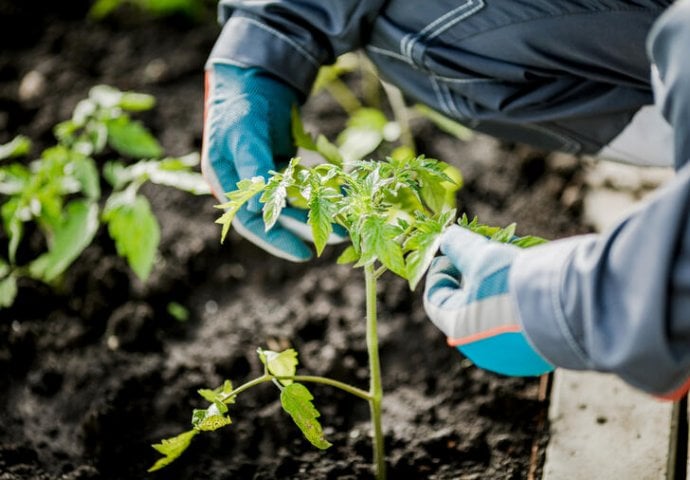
[
  {"x1": 207, "y1": 14, "x2": 322, "y2": 96},
  {"x1": 510, "y1": 236, "x2": 596, "y2": 371}
]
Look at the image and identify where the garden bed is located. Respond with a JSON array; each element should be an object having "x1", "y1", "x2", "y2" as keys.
[{"x1": 0, "y1": 3, "x2": 591, "y2": 479}]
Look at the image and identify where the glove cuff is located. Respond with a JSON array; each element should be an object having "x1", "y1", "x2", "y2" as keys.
[{"x1": 207, "y1": 13, "x2": 321, "y2": 97}]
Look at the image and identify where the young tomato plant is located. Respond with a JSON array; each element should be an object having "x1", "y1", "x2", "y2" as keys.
[
  {"x1": 149, "y1": 61, "x2": 545, "y2": 478},
  {"x1": 149, "y1": 97, "x2": 459, "y2": 478},
  {"x1": 0, "y1": 85, "x2": 209, "y2": 308}
]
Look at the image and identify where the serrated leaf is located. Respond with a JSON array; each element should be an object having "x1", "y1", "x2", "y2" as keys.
[
  {"x1": 215, "y1": 177, "x2": 266, "y2": 243},
  {"x1": 28, "y1": 200, "x2": 99, "y2": 282},
  {"x1": 280, "y1": 383, "x2": 332, "y2": 450},
  {"x1": 197, "y1": 389, "x2": 220, "y2": 403},
  {"x1": 148, "y1": 430, "x2": 199, "y2": 472},
  {"x1": 337, "y1": 245, "x2": 359, "y2": 265},
  {"x1": 358, "y1": 215, "x2": 406, "y2": 277},
  {"x1": 491, "y1": 223, "x2": 516, "y2": 243},
  {"x1": 191, "y1": 401, "x2": 231, "y2": 431},
  {"x1": 0, "y1": 136, "x2": 31, "y2": 160},
  {"x1": 258, "y1": 348, "x2": 298, "y2": 385},
  {"x1": 404, "y1": 209, "x2": 456, "y2": 290},
  {"x1": 260, "y1": 158, "x2": 300, "y2": 230},
  {"x1": 103, "y1": 195, "x2": 160, "y2": 280},
  {"x1": 307, "y1": 185, "x2": 339, "y2": 257},
  {"x1": 196, "y1": 413, "x2": 232, "y2": 432},
  {"x1": 107, "y1": 116, "x2": 163, "y2": 158},
  {"x1": 198, "y1": 380, "x2": 235, "y2": 404},
  {"x1": 0, "y1": 275, "x2": 17, "y2": 308}
]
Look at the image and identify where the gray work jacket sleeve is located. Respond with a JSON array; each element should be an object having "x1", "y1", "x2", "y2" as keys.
[
  {"x1": 207, "y1": 0, "x2": 386, "y2": 95},
  {"x1": 512, "y1": 164, "x2": 690, "y2": 397},
  {"x1": 512, "y1": 2, "x2": 690, "y2": 398}
]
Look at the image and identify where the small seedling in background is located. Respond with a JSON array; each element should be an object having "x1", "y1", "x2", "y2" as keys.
[{"x1": 0, "y1": 85, "x2": 209, "y2": 308}]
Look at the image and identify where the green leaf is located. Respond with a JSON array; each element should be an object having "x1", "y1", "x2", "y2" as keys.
[
  {"x1": 72, "y1": 157, "x2": 101, "y2": 200},
  {"x1": 0, "y1": 136, "x2": 31, "y2": 160},
  {"x1": 54, "y1": 120, "x2": 79, "y2": 144},
  {"x1": 307, "y1": 184, "x2": 340, "y2": 257},
  {"x1": 89, "y1": 85, "x2": 123, "y2": 108},
  {"x1": 119, "y1": 92, "x2": 156, "y2": 111},
  {"x1": 512, "y1": 235, "x2": 548, "y2": 248},
  {"x1": 315, "y1": 135, "x2": 343, "y2": 167},
  {"x1": 404, "y1": 209, "x2": 456, "y2": 290},
  {"x1": 107, "y1": 116, "x2": 163, "y2": 159},
  {"x1": 198, "y1": 380, "x2": 234, "y2": 404},
  {"x1": 347, "y1": 108, "x2": 388, "y2": 132},
  {"x1": 193, "y1": 411, "x2": 232, "y2": 432},
  {"x1": 28, "y1": 200, "x2": 99, "y2": 282},
  {"x1": 2, "y1": 199, "x2": 24, "y2": 264},
  {"x1": 103, "y1": 195, "x2": 160, "y2": 281},
  {"x1": 280, "y1": 383, "x2": 332, "y2": 450},
  {"x1": 491, "y1": 223, "x2": 516, "y2": 243},
  {"x1": 291, "y1": 106, "x2": 317, "y2": 151},
  {"x1": 167, "y1": 301, "x2": 189, "y2": 321},
  {"x1": 0, "y1": 163, "x2": 31, "y2": 195},
  {"x1": 337, "y1": 126, "x2": 382, "y2": 164},
  {"x1": 148, "y1": 430, "x2": 199, "y2": 472},
  {"x1": 260, "y1": 158, "x2": 300, "y2": 230},
  {"x1": 258, "y1": 348, "x2": 298, "y2": 385},
  {"x1": 89, "y1": 0, "x2": 122, "y2": 19},
  {"x1": 127, "y1": 158, "x2": 210, "y2": 195},
  {"x1": 0, "y1": 275, "x2": 17, "y2": 309},
  {"x1": 358, "y1": 215, "x2": 406, "y2": 278},
  {"x1": 215, "y1": 177, "x2": 266, "y2": 243},
  {"x1": 103, "y1": 161, "x2": 129, "y2": 189},
  {"x1": 336, "y1": 245, "x2": 359, "y2": 265}
]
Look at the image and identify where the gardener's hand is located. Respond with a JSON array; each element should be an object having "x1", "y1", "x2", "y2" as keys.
[
  {"x1": 202, "y1": 63, "x2": 345, "y2": 261},
  {"x1": 423, "y1": 225, "x2": 554, "y2": 376}
]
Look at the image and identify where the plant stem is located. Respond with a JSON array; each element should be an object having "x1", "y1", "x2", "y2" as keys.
[
  {"x1": 222, "y1": 374, "x2": 272, "y2": 402},
  {"x1": 380, "y1": 81, "x2": 415, "y2": 153},
  {"x1": 365, "y1": 264, "x2": 386, "y2": 480},
  {"x1": 276, "y1": 375, "x2": 371, "y2": 402}
]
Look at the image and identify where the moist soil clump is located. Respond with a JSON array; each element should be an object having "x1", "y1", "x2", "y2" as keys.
[{"x1": 0, "y1": 4, "x2": 591, "y2": 479}]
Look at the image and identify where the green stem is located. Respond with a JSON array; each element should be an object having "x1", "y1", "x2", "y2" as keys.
[
  {"x1": 326, "y1": 78, "x2": 362, "y2": 115},
  {"x1": 380, "y1": 81, "x2": 415, "y2": 153},
  {"x1": 365, "y1": 264, "x2": 386, "y2": 480},
  {"x1": 373, "y1": 265, "x2": 387, "y2": 280},
  {"x1": 222, "y1": 374, "x2": 272, "y2": 402},
  {"x1": 278, "y1": 375, "x2": 371, "y2": 401},
  {"x1": 223, "y1": 374, "x2": 371, "y2": 403}
]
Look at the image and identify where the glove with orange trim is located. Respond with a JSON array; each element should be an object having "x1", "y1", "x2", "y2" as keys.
[{"x1": 423, "y1": 225, "x2": 554, "y2": 376}]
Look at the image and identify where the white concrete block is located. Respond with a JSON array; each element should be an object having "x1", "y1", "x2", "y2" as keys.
[{"x1": 543, "y1": 370, "x2": 673, "y2": 480}]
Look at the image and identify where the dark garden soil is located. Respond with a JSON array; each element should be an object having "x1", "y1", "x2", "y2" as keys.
[{"x1": 0, "y1": 2, "x2": 592, "y2": 479}]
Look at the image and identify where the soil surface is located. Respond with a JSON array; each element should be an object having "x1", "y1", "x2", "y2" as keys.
[{"x1": 0, "y1": 3, "x2": 591, "y2": 479}]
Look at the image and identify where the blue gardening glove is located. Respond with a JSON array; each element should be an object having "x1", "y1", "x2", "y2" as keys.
[
  {"x1": 202, "y1": 63, "x2": 345, "y2": 261},
  {"x1": 423, "y1": 225, "x2": 554, "y2": 376}
]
